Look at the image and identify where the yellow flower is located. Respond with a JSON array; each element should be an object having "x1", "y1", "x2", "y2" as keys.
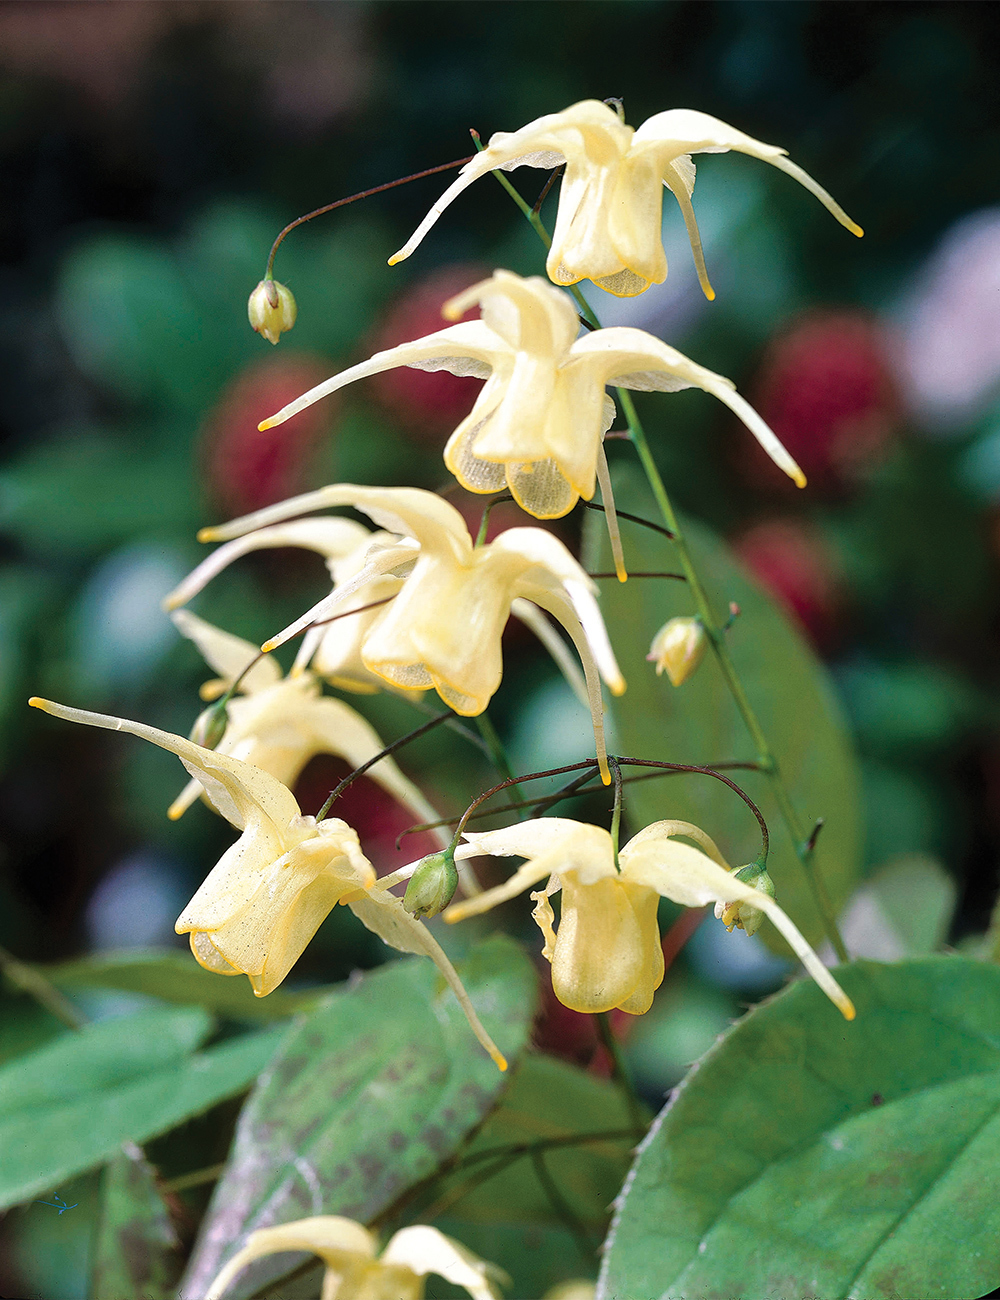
[
  {"x1": 389, "y1": 99, "x2": 861, "y2": 299},
  {"x1": 27, "y1": 697, "x2": 507, "y2": 1068},
  {"x1": 646, "y1": 615, "x2": 708, "y2": 686},
  {"x1": 254, "y1": 270, "x2": 806, "y2": 518},
  {"x1": 205, "y1": 1216, "x2": 505, "y2": 1300},
  {"x1": 165, "y1": 516, "x2": 408, "y2": 695},
  {"x1": 445, "y1": 816, "x2": 854, "y2": 1021},
  {"x1": 247, "y1": 278, "x2": 297, "y2": 344},
  {"x1": 197, "y1": 483, "x2": 625, "y2": 782},
  {"x1": 165, "y1": 610, "x2": 450, "y2": 849}
]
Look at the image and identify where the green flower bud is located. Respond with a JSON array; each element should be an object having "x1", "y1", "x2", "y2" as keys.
[
  {"x1": 248, "y1": 279, "x2": 297, "y2": 345},
  {"x1": 646, "y1": 616, "x2": 707, "y2": 686},
  {"x1": 714, "y1": 863, "x2": 775, "y2": 937},
  {"x1": 189, "y1": 700, "x2": 229, "y2": 751},
  {"x1": 403, "y1": 851, "x2": 459, "y2": 918}
]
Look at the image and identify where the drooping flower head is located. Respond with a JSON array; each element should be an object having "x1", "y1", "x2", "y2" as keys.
[
  {"x1": 196, "y1": 484, "x2": 625, "y2": 782},
  {"x1": 445, "y1": 816, "x2": 855, "y2": 1021},
  {"x1": 166, "y1": 609, "x2": 450, "y2": 849},
  {"x1": 252, "y1": 271, "x2": 807, "y2": 522},
  {"x1": 205, "y1": 1215, "x2": 505, "y2": 1300},
  {"x1": 28, "y1": 697, "x2": 506, "y2": 1068},
  {"x1": 389, "y1": 100, "x2": 862, "y2": 299}
]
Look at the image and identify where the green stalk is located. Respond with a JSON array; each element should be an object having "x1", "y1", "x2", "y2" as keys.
[
  {"x1": 618, "y1": 389, "x2": 847, "y2": 960},
  {"x1": 487, "y1": 161, "x2": 848, "y2": 961}
]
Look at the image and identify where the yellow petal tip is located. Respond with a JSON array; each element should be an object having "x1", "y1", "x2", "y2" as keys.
[
  {"x1": 840, "y1": 997, "x2": 856, "y2": 1021},
  {"x1": 166, "y1": 802, "x2": 185, "y2": 822},
  {"x1": 27, "y1": 696, "x2": 47, "y2": 711},
  {"x1": 705, "y1": 286, "x2": 716, "y2": 302},
  {"x1": 793, "y1": 471, "x2": 807, "y2": 489},
  {"x1": 197, "y1": 527, "x2": 219, "y2": 543},
  {"x1": 850, "y1": 223, "x2": 864, "y2": 238},
  {"x1": 260, "y1": 638, "x2": 278, "y2": 654},
  {"x1": 491, "y1": 1049, "x2": 508, "y2": 1072},
  {"x1": 257, "y1": 418, "x2": 276, "y2": 432},
  {"x1": 387, "y1": 253, "x2": 404, "y2": 266}
]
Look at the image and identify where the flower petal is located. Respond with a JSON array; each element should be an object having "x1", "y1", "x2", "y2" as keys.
[
  {"x1": 204, "y1": 1217, "x2": 375, "y2": 1300},
  {"x1": 381, "y1": 1225, "x2": 506, "y2": 1300},
  {"x1": 170, "y1": 609, "x2": 282, "y2": 694}
]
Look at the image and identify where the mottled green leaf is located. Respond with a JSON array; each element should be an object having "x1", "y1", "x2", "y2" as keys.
[
  {"x1": 91, "y1": 1144, "x2": 182, "y2": 1300},
  {"x1": 0, "y1": 1006, "x2": 286, "y2": 1209},
  {"x1": 586, "y1": 467, "x2": 861, "y2": 951},
  {"x1": 46, "y1": 949, "x2": 322, "y2": 1022},
  {"x1": 181, "y1": 937, "x2": 537, "y2": 1300},
  {"x1": 602, "y1": 957, "x2": 1000, "y2": 1300}
]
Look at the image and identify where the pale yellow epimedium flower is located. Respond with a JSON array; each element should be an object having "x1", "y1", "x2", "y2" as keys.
[
  {"x1": 197, "y1": 483, "x2": 625, "y2": 782},
  {"x1": 165, "y1": 516, "x2": 409, "y2": 695},
  {"x1": 166, "y1": 513, "x2": 589, "y2": 707},
  {"x1": 247, "y1": 278, "x2": 297, "y2": 344},
  {"x1": 390, "y1": 99, "x2": 862, "y2": 299},
  {"x1": 205, "y1": 1216, "x2": 505, "y2": 1300},
  {"x1": 254, "y1": 270, "x2": 806, "y2": 520},
  {"x1": 166, "y1": 610, "x2": 450, "y2": 851},
  {"x1": 445, "y1": 817, "x2": 855, "y2": 1021},
  {"x1": 27, "y1": 698, "x2": 507, "y2": 1068}
]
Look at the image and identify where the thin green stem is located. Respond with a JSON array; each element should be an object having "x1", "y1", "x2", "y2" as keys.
[
  {"x1": 595, "y1": 1011, "x2": 645, "y2": 1134},
  {"x1": 0, "y1": 945, "x2": 85, "y2": 1030},
  {"x1": 609, "y1": 757, "x2": 623, "y2": 869},
  {"x1": 619, "y1": 390, "x2": 846, "y2": 959},
  {"x1": 531, "y1": 1149, "x2": 596, "y2": 1264},
  {"x1": 489, "y1": 157, "x2": 850, "y2": 962},
  {"x1": 159, "y1": 1161, "x2": 227, "y2": 1195}
]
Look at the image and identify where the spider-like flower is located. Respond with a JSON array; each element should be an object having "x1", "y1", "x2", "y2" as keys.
[
  {"x1": 444, "y1": 816, "x2": 854, "y2": 1020},
  {"x1": 205, "y1": 1216, "x2": 505, "y2": 1300},
  {"x1": 389, "y1": 99, "x2": 862, "y2": 299},
  {"x1": 254, "y1": 270, "x2": 806, "y2": 523},
  {"x1": 197, "y1": 483, "x2": 624, "y2": 782},
  {"x1": 28, "y1": 697, "x2": 506, "y2": 1068},
  {"x1": 165, "y1": 610, "x2": 449, "y2": 848}
]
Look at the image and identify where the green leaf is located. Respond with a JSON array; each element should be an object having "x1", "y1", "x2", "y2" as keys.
[
  {"x1": 839, "y1": 855, "x2": 956, "y2": 960},
  {"x1": 586, "y1": 467, "x2": 861, "y2": 951},
  {"x1": 91, "y1": 1144, "x2": 183, "y2": 1300},
  {"x1": 181, "y1": 936, "x2": 537, "y2": 1300},
  {"x1": 45, "y1": 950, "x2": 323, "y2": 1022},
  {"x1": 0, "y1": 1006, "x2": 286, "y2": 1209},
  {"x1": 601, "y1": 957, "x2": 1000, "y2": 1300},
  {"x1": 436, "y1": 1053, "x2": 641, "y2": 1229}
]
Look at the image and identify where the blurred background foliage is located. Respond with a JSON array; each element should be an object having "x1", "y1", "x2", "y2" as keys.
[{"x1": 2, "y1": 1, "x2": 1000, "y2": 1294}]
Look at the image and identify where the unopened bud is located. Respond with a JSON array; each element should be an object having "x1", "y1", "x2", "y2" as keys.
[
  {"x1": 646, "y1": 616, "x2": 707, "y2": 686},
  {"x1": 248, "y1": 279, "x2": 297, "y2": 345},
  {"x1": 189, "y1": 700, "x2": 229, "y2": 750},
  {"x1": 403, "y1": 851, "x2": 459, "y2": 918},
  {"x1": 714, "y1": 863, "x2": 775, "y2": 937}
]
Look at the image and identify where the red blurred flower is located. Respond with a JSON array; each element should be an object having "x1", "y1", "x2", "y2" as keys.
[
  {"x1": 742, "y1": 311, "x2": 899, "y2": 495},
  {"x1": 201, "y1": 354, "x2": 335, "y2": 518},
  {"x1": 733, "y1": 518, "x2": 844, "y2": 651},
  {"x1": 533, "y1": 971, "x2": 632, "y2": 1075},
  {"x1": 366, "y1": 264, "x2": 490, "y2": 439}
]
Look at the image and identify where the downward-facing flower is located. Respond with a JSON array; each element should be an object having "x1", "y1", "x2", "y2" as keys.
[
  {"x1": 27, "y1": 698, "x2": 506, "y2": 1068},
  {"x1": 445, "y1": 816, "x2": 854, "y2": 1020},
  {"x1": 197, "y1": 483, "x2": 625, "y2": 782},
  {"x1": 390, "y1": 99, "x2": 862, "y2": 299},
  {"x1": 166, "y1": 610, "x2": 450, "y2": 850},
  {"x1": 205, "y1": 1216, "x2": 505, "y2": 1300},
  {"x1": 255, "y1": 270, "x2": 807, "y2": 514}
]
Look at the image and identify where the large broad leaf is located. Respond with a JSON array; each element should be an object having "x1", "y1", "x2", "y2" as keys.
[
  {"x1": 181, "y1": 936, "x2": 537, "y2": 1300},
  {"x1": 91, "y1": 1144, "x2": 183, "y2": 1300},
  {"x1": 586, "y1": 467, "x2": 861, "y2": 950},
  {"x1": 45, "y1": 950, "x2": 322, "y2": 1022},
  {"x1": 0, "y1": 1006, "x2": 286, "y2": 1209},
  {"x1": 601, "y1": 957, "x2": 1000, "y2": 1300}
]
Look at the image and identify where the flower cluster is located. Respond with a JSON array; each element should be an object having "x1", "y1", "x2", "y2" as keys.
[{"x1": 31, "y1": 104, "x2": 860, "y2": 1297}]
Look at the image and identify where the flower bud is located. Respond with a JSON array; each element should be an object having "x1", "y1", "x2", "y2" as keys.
[
  {"x1": 714, "y1": 863, "x2": 776, "y2": 937},
  {"x1": 189, "y1": 700, "x2": 229, "y2": 751},
  {"x1": 403, "y1": 851, "x2": 459, "y2": 918},
  {"x1": 248, "y1": 279, "x2": 297, "y2": 345},
  {"x1": 646, "y1": 616, "x2": 707, "y2": 686}
]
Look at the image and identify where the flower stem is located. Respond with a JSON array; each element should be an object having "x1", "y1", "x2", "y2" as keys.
[
  {"x1": 316, "y1": 710, "x2": 455, "y2": 819},
  {"x1": 618, "y1": 388, "x2": 847, "y2": 961},
  {"x1": 0, "y1": 944, "x2": 85, "y2": 1030},
  {"x1": 609, "y1": 757, "x2": 623, "y2": 868},
  {"x1": 594, "y1": 1010, "x2": 645, "y2": 1133}
]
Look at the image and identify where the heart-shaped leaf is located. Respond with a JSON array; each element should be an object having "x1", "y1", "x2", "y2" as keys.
[{"x1": 601, "y1": 957, "x2": 1000, "y2": 1300}]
